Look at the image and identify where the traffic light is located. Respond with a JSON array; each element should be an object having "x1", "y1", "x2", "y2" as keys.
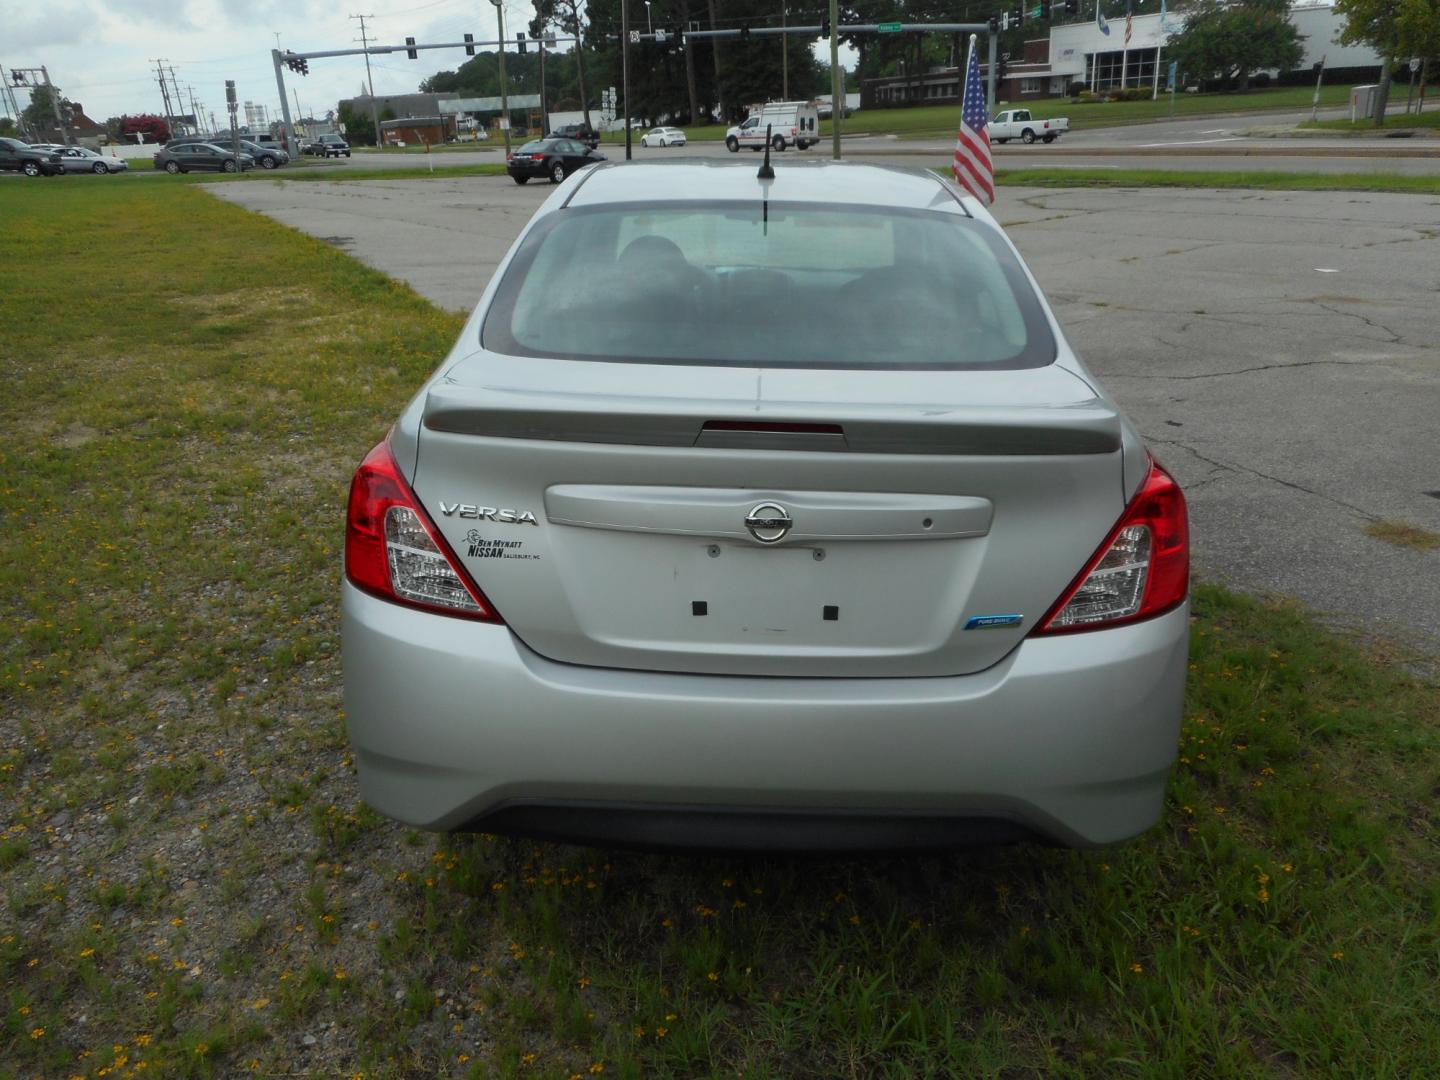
[
  {"x1": 464, "y1": 32, "x2": 475, "y2": 56},
  {"x1": 285, "y1": 55, "x2": 309, "y2": 75},
  {"x1": 1065, "y1": 0, "x2": 1078, "y2": 12},
  {"x1": 10, "y1": 70, "x2": 23, "y2": 85},
  {"x1": 517, "y1": 32, "x2": 527, "y2": 53},
  {"x1": 988, "y1": 15, "x2": 999, "y2": 33},
  {"x1": 405, "y1": 36, "x2": 418, "y2": 59},
  {"x1": 821, "y1": 15, "x2": 831, "y2": 37},
  {"x1": 996, "y1": 53, "x2": 1009, "y2": 81},
  {"x1": 1011, "y1": 5, "x2": 1024, "y2": 26}
]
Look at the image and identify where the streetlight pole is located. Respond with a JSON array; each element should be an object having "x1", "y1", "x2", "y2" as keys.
[
  {"x1": 644, "y1": 0, "x2": 652, "y2": 34},
  {"x1": 489, "y1": 0, "x2": 511, "y2": 157},
  {"x1": 622, "y1": 0, "x2": 632, "y2": 158},
  {"x1": 781, "y1": 3, "x2": 788, "y2": 100}
]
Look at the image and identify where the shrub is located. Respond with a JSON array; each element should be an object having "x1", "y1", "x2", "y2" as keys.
[{"x1": 1068, "y1": 81, "x2": 1088, "y2": 97}]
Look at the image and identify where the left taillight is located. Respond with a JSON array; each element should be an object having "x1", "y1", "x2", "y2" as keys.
[
  {"x1": 1034, "y1": 457, "x2": 1188, "y2": 634},
  {"x1": 345, "y1": 438, "x2": 502, "y2": 622}
]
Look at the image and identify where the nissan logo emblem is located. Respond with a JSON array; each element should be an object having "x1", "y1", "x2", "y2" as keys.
[{"x1": 745, "y1": 502, "x2": 792, "y2": 544}]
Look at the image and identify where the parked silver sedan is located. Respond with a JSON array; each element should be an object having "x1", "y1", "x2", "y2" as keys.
[
  {"x1": 342, "y1": 160, "x2": 1189, "y2": 851},
  {"x1": 52, "y1": 146, "x2": 129, "y2": 174}
]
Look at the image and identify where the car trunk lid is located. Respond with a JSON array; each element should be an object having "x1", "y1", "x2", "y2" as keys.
[{"x1": 411, "y1": 356, "x2": 1125, "y2": 677}]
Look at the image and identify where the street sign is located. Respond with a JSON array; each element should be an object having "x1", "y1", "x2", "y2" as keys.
[
  {"x1": 654, "y1": 29, "x2": 668, "y2": 43},
  {"x1": 877, "y1": 21, "x2": 902, "y2": 33},
  {"x1": 629, "y1": 30, "x2": 641, "y2": 43},
  {"x1": 1167, "y1": 60, "x2": 1177, "y2": 91},
  {"x1": 1029, "y1": 5, "x2": 1043, "y2": 17},
  {"x1": 1411, "y1": 57, "x2": 1422, "y2": 73},
  {"x1": 1000, "y1": 13, "x2": 1010, "y2": 30}
]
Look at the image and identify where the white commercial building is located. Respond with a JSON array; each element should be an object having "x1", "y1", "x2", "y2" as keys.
[{"x1": 865, "y1": 3, "x2": 1382, "y2": 104}]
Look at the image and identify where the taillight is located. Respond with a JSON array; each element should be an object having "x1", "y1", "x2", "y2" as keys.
[
  {"x1": 1035, "y1": 458, "x2": 1188, "y2": 634},
  {"x1": 345, "y1": 439, "x2": 502, "y2": 622},
  {"x1": 530, "y1": 153, "x2": 546, "y2": 160}
]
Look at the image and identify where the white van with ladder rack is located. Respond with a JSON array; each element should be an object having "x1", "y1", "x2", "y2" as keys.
[{"x1": 725, "y1": 100, "x2": 820, "y2": 152}]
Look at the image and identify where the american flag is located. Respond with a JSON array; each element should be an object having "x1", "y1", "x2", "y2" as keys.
[{"x1": 951, "y1": 37, "x2": 994, "y2": 205}]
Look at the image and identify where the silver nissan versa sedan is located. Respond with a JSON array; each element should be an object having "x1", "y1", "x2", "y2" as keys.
[{"x1": 342, "y1": 159, "x2": 1189, "y2": 851}]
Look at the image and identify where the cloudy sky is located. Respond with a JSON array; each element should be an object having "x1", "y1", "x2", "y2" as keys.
[{"x1": 2, "y1": 0, "x2": 547, "y2": 129}]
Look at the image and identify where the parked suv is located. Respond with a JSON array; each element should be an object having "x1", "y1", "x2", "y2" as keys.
[
  {"x1": 305, "y1": 134, "x2": 351, "y2": 158},
  {"x1": 549, "y1": 123, "x2": 600, "y2": 150},
  {"x1": 0, "y1": 137, "x2": 64, "y2": 177}
]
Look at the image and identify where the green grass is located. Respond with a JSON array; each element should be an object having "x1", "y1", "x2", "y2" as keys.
[
  {"x1": 846, "y1": 83, "x2": 1363, "y2": 140},
  {"x1": 1301, "y1": 109, "x2": 1440, "y2": 134},
  {"x1": 119, "y1": 161, "x2": 507, "y2": 183},
  {"x1": 994, "y1": 167, "x2": 1440, "y2": 195},
  {"x1": 1, "y1": 178, "x2": 1437, "y2": 1078},
  {"x1": 593, "y1": 84, "x2": 1365, "y2": 145}
]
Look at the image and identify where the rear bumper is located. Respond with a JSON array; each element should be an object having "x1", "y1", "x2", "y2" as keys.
[{"x1": 342, "y1": 582, "x2": 1188, "y2": 849}]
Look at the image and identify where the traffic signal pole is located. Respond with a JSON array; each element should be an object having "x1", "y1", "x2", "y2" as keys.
[
  {"x1": 271, "y1": 49, "x2": 298, "y2": 157},
  {"x1": 828, "y1": 0, "x2": 841, "y2": 159}
]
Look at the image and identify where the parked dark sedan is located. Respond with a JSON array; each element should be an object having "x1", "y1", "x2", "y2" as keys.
[
  {"x1": 153, "y1": 142, "x2": 253, "y2": 174},
  {"x1": 167, "y1": 136, "x2": 288, "y2": 169},
  {"x1": 506, "y1": 138, "x2": 606, "y2": 185},
  {"x1": 0, "y1": 137, "x2": 64, "y2": 176}
]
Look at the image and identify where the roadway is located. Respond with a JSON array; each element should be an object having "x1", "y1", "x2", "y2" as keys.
[{"x1": 304, "y1": 105, "x2": 1440, "y2": 177}]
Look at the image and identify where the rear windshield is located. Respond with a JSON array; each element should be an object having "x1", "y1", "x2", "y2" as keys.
[{"x1": 482, "y1": 200, "x2": 1054, "y2": 369}]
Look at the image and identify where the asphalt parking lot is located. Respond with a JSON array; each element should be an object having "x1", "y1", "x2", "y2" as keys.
[{"x1": 213, "y1": 174, "x2": 1440, "y2": 651}]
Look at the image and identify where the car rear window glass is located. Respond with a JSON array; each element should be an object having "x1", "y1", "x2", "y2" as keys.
[{"x1": 482, "y1": 200, "x2": 1054, "y2": 370}]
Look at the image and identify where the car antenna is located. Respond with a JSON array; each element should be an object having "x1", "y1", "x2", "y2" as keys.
[{"x1": 757, "y1": 124, "x2": 775, "y2": 180}]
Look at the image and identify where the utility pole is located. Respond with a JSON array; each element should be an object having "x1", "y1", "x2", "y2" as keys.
[
  {"x1": 187, "y1": 85, "x2": 204, "y2": 134},
  {"x1": 35, "y1": 66, "x2": 73, "y2": 145},
  {"x1": 828, "y1": 0, "x2": 840, "y2": 158},
  {"x1": 167, "y1": 65, "x2": 186, "y2": 133},
  {"x1": 0, "y1": 66, "x2": 32, "y2": 139},
  {"x1": 349, "y1": 14, "x2": 383, "y2": 147},
  {"x1": 152, "y1": 59, "x2": 175, "y2": 138},
  {"x1": 489, "y1": 0, "x2": 512, "y2": 156},
  {"x1": 706, "y1": 0, "x2": 725, "y2": 122}
]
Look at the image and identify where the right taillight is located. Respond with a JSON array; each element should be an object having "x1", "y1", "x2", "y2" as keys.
[
  {"x1": 345, "y1": 438, "x2": 502, "y2": 622},
  {"x1": 1035, "y1": 458, "x2": 1188, "y2": 634}
]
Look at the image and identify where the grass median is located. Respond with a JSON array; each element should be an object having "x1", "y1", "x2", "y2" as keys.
[
  {"x1": 2, "y1": 179, "x2": 1437, "y2": 1079},
  {"x1": 995, "y1": 167, "x2": 1440, "y2": 196}
]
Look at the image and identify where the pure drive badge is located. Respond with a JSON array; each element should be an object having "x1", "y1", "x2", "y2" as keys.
[
  {"x1": 964, "y1": 614, "x2": 1024, "y2": 630},
  {"x1": 437, "y1": 502, "x2": 539, "y2": 525}
]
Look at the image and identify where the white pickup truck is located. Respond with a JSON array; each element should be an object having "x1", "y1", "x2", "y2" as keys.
[{"x1": 989, "y1": 110, "x2": 1069, "y2": 144}]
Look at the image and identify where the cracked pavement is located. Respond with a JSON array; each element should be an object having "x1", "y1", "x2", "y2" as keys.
[{"x1": 212, "y1": 178, "x2": 1440, "y2": 651}]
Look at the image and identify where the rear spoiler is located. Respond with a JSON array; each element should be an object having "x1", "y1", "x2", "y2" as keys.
[{"x1": 423, "y1": 384, "x2": 1122, "y2": 456}]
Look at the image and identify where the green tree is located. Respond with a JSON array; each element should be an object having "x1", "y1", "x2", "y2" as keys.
[
  {"x1": 22, "y1": 83, "x2": 76, "y2": 138},
  {"x1": 1166, "y1": 0, "x2": 1303, "y2": 92},
  {"x1": 1334, "y1": 0, "x2": 1440, "y2": 123},
  {"x1": 338, "y1": 102, "x2": 375, "y2": 146},
  {"x1": 0, "y1": 116, "x2": 15, "y2": 136},
  {"x1": 531, "y1": 0, "x2": 595, "y2": 127}
]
